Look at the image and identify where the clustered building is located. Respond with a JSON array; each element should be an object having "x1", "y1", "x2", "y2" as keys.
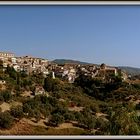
[
  {"x1": 0, "y1": 52, "x2": 49, "y2": 75},
  {"x1": 0, "y1": 51, "x2": 128, "y2": 83},
  {"x1": 77, "y1": 63, "x2": 127, "y2": 82}
]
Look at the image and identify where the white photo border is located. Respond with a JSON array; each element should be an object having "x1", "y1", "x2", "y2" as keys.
[{"x1": 0, "y1": 1, "x2": 140, "y2": 139}]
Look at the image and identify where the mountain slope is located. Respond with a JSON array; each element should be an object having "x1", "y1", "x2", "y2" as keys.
[
  {"x1": 118, "y1": 66, "x2": 140, "y2": 76},
  {"x1": 53, "y1": 59, "x2": 92, "y2": 65}
]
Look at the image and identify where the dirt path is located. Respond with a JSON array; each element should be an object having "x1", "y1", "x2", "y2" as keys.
[
  {"x1": 68, "y1": 106, "x2": 84, "y2": 112},
  {"x1": 96, "y1": 112, "x2": 108, "y2": 117},
  {"x1": 55, "y1": 123, "x2": 80, "y2": 129}
]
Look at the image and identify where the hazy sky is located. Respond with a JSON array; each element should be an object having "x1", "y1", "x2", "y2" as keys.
[{"x1": 0, "y1": 5, "x2": 140, "y2": 67}]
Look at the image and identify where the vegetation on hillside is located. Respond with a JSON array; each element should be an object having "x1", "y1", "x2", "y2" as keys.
[{"x1": 0, "y1": 65, "x2": 140, "y2": 135}]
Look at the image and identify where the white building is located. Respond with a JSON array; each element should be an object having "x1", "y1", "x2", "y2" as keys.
[
  {"x1": 0, "y1": 52, "x2": 15, "y2": 58},
  {"x1": 0, "y1": 80, "x2": 6, "y2": 84}
]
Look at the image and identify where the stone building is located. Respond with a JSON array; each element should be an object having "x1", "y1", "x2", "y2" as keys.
[{"x1": 0, "y1": 52, "x2": 15, "y2": 58}]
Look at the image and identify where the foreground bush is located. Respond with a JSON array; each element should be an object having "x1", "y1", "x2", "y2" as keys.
[
  {"x1": 49, "y1": 113, "x2": 64, "y2": 126},
  {"x1": 0, "y1": 111, "x2": 14, "y2": 129},
  {"x1": 10, "y1": 105, "x2": 24, "y2": 119}
]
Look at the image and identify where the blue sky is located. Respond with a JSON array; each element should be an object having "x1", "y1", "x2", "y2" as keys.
[{"x1": 0, "y1": 5, "x2": 140, "y2": 67}]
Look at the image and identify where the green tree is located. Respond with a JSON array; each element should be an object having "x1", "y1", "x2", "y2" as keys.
[
  {"x1": 20, "y1": 71, "x2": 28, "y2": 78},
  {"x1": 109, "y1": 108, "x2": 140, "y2": 135},
  {"x1": 33, "y1": 109, "x2": 41, "y2": 122},
  {"x1": 0, "y1": 94, "x2": 4, "y2": 103},
  {"x1": 0, "y1": 60, "x2": 3, "y2": 67},
  {"x1": 10, "y1": 105, "x2": 24, "y2": 119},
  {"x1": 16, "y1": 73, "x2": 20, "y2": 85},
  {"x1": 6, "y1": 65, "x2": 17, "y2": 80},
  {"x1": 0, "y1": 90, "x2": 12, "y2": 102},
  {"x1": 86, "y1": 117, "x2": 96, "y2": 130},
  {"x1": 49, "y1": 114, "x2": 64, "y2": 126},
  {"x1": 80, "y1": 109, "x2": 97, "y2": 130},
  {"x1": 0, "y1": 112, "x2": 14, "y2": 129},
  {"x1": 23, "y1": 103, "x2": 32, "y2": 114},
  {"x1": 40, "y1": 106, "x2": 50, "y2": 118},
  {"x1": 64, "y1": 112, "x2": 75, "y2": 122},
  {"x1": 95, "y1": 118, "x2": 109, "y2": 132},
  {"x1": 43, "y1": 77, "x2": 53, "y2": 92}
]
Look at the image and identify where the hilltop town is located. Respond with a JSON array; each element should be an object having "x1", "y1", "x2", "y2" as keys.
[
  {"x1": 0, "y1": 51, "x2": 140, "y2": 135},
  {"x1": 0, "y1": 51, "x2": 128, "y2": 84}
]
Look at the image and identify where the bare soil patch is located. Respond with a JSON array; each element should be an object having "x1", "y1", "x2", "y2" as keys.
[
  {"x1": 0, "y1": 102, "x2": 10, "y2": 112},
  {"x1": 68, "y1": 106, "x2": 84, "y2": 112},
  {"x1": 21, "y1": 91, "x2": 34, "y2": 98},
  {"x1": 22, "y1": 118, "x2": 48, "y2": 128}
]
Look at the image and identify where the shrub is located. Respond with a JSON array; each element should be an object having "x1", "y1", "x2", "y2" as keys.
[
  {"x1": 0, "y1": 94, "x2": 4, "y2": 102},
  {"x1": 64, "y1": 112, "x2": 75, "y2": 121},
  {"x1": 33, "y1": 109, "x2": 41, "y2": 122},
  {"x1": 0, "y1": 111, "x2": 14, "y2": 129},
  {"x1": 0, "y1": 90, "x2": 12, "y2": 102},
  {"x1": 49, "y1": 114, "x2": 64, "y2": 126},
  {"x1": 95, "y1": 118, "x2": 109, "y2": 131},
  {"x1": 23, "y1": 103, "x2": 32, "y2": 113},
  {"x1": 2, "y1": 91, "x2": 12, "y2": 102},
  {"x1": 136, "y1": 103, "x2": 140, "y2": 110},
  {"x1": 10, "y1": 105, "x2": 24, "y2": 119}
]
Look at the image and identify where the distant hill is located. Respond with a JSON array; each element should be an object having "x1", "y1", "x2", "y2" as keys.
[
  {"x1": 118, "y1": 66, "x2": 140, "y2": 76},
  {"x1": 53, "y1": 59, "x2": 93, "y2": 65},
  {"x1": 53, "y1": 59, "x2": 140, "y2": 76}
]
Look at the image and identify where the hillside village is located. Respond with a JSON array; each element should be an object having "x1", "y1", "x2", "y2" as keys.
[
  {"x1": 0, "y1": 51, "x2": 128, "y2": 84},
  {"x1": 0, "y1": 51, "x2": 140, "y2": 135}
]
